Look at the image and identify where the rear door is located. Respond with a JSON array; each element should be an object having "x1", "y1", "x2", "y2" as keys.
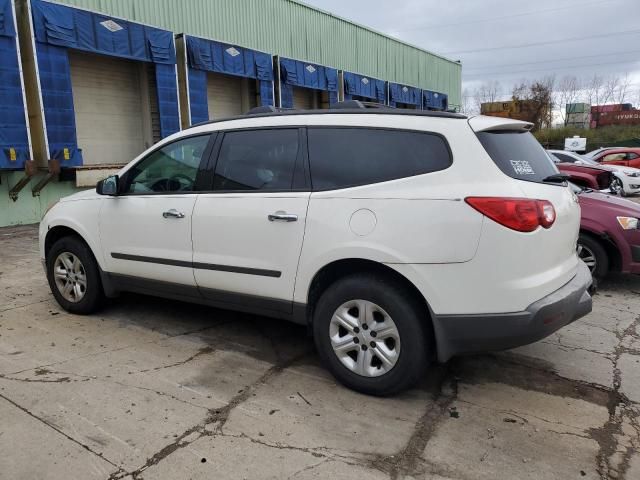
[{"x1": 191, "y1": 128, "x2": 310, "y2": 314}]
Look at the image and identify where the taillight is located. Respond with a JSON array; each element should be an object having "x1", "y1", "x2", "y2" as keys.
[{"x1": 465, "y1": 197, "x2": 556, "y2": 232}]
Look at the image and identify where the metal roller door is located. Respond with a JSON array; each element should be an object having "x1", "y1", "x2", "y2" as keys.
[
  {"x1": 207, "y1": 73, "x2": 243, "y2": 119},
  {"x1": 69, "y1": 51, "x2": 149, "y2": 166},
  {"x1": 293, "y1": 87, "x2": 314, "y2": 110}
]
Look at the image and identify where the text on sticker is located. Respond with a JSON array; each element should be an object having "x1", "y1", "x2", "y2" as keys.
[{"x1": 510, "y1": 160, "x2": 535, "y2": 175}]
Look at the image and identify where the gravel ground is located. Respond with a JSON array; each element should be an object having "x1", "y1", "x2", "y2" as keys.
[{"x1": 1, "y1": 214, "x2": 639, "y2": 479}]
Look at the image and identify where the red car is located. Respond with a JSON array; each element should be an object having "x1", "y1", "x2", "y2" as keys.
[
  {"x1": 591, "y1": 148, "x2": 640, "y2": 169},
  {"x1": 572, "y1": 184, "x2": 640, "y2": 277},
  {"x1": 553, "y1": 161, "x2": 614, "y2": 191}
]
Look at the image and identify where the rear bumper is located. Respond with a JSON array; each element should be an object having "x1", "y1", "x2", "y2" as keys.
[{"x1": 433, "y1": 261, "x2": 593, "y2": 362}]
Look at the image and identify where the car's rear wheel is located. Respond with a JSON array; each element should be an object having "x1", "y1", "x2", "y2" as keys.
[
  {"x1": 47, "y1": 236, "x2": 104, "y2": 314},
  {"x1": 577, "y1": 233, "x2": 609, "y2": 278},
  {"x1": 313, "y1": 273, "x2": 429, "y2": 396}
]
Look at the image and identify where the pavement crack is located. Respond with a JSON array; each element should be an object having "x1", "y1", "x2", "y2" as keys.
[
  {"x1": 113, "y1": 350, "x2": 312, "y2": 480},
  {"x1": 137, "y1": 346, "x2": 215, "y2": 373},
  {"x1": 0, "y1": 391, "x2": 124, "y2": 477}
]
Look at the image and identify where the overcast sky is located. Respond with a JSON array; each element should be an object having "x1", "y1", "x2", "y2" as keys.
[{"x1": 304, "y1": 0, "x2": 640, "y2": 105}]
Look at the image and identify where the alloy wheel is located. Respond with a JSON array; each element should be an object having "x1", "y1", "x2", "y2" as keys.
[
  {"x1": 610, "y1": 177, "x2": 623, "y2": 195},
  {"x1": 53, "y1": 252, "x2": 87, "y2": 303},
  {"x1": 329, "y1": 299, "x2": 401, "y2": 377},
  {"x1": 577, "y1": 243, "x2": 597, "y2": 273}
]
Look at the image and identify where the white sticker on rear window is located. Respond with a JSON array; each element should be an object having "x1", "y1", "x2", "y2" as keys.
[{"x1": 510, "y1": 160, "x2": 535, "y2": 175}]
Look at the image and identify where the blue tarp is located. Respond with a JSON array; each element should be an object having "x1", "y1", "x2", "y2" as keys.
[
  {"x1": 185, "y1": 35, "x2": 274, "y2": 124},
  {"x1": 389, "y1": 82, "x2": 422, "y2": 108},
  {"x1": 423, "y1": 90, "x2": 448, "y2": 111},
  {"x1": 343, "y1": 72, "x2": 386, "y2": 104},
  {"x1": 0, "y1": 0, "x2": 30, "y2": 169},
  {"x1": 279, "y1": 57, "x2": 338, "y2": 108},
  {"x1": 31, "y1": 0, "x2": 179, "y2": 166}
]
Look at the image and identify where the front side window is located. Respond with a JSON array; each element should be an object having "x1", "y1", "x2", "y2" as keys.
[
  {"x1": 307, "y1": 128, "x2": 452, "y2": 190},
  {"x1": 213, "y1": 129, "x2": 300, "y2": 191},
  {"x1": 124, "y1": 135, "x2": 211, "y2": 194},
  {"x1": 603, "y1": 153, "x2": 626, "y2": 162}
]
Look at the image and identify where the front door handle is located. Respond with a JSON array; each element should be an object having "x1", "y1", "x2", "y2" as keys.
[
  {"x1": 268, "y1": 211, "x2": 298, "y2": 222},
  {"x1": 163, "y1": 209, "x2": 185, "y2": 219}
]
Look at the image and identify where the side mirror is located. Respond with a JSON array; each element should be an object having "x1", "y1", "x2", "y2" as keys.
[
  {"x1": 96, "y1": 175, "x2": 119, "y2": 196},
  {"x1": 575, "y1": 160, "x2": 585, "y2": 165}
]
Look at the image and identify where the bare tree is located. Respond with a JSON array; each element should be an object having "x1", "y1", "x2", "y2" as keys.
[
  {"x1": 473, "y1": 80, "x2": 501, "y2": 112},
  {"x1": 460, "y1": 88, "x2": 476, "y2": 115},
  {"x1": 585, "y1": 74, "x2": 604, "y2": 106},
  {"x1": 613, "y1": 73, "x2": 631, "y2": 104},
  {"x1": 555, "y1": 75, "x2": 581, "y2": 125}
]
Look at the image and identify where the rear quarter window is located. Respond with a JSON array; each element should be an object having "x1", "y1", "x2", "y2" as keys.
[
  {"x1": 476, "y1": 131, "x2": 559, "y2": 183},
  {"x1": 307, "y1": 127, "x2": 452, "y2": 190}
]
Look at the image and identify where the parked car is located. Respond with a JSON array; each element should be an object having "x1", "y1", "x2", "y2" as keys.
[
  {"x1": 572, "y1": 183, "x2": 640, "y2": 277},
  {"x1": 591, "y1": 148, "x2": 640, "y2": 169},
  {"x1": 39, "y1": 106, "x2": 593, "y2": 395},
  {"x1": 549, "y1": 156, "x2": 614, "y2": 191},
  {"x1": 583, "y1": 147, "x2": 617, "y2": 160},
  {"x1": 548, "y1": 149, "x2": 640, "y2": 196}
]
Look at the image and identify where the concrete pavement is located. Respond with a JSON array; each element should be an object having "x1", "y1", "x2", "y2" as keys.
[{"x1": 1, "y1": 223, "x2": 639, "y2": 480}]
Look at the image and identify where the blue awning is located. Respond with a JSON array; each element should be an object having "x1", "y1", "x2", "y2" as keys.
[
  {"x1": 423, "y1": 90, "x2": 448, "y2": 111},
  {"x1": 279, "y1": 57, "x2": 338, "y2": 108},
  {"x1": 30, "y1": 0, "x2": 180, "y2": 166},
  {"x1": 185, "y1": 35, "x2": 274, "y2": 124},
  {"x1": 389, "y1": 82, "x2": 422, "y2": 108},
  {"x1": 343, "y1": 72, "x2": 386, "y2": 104},
  {"x1": 0, "y1": 0, "x2": 30, "y2": 170}
]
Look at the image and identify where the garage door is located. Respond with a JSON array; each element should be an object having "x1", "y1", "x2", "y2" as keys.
[
  {"x1": 69, "y1": 51, "x2": 147, "y2": 166},
  {"x1": 293, "y1": 87, "x2": 314, "y2": 110},
  {"x1": 207, "y1": 73, "x2": 243, "y2": 119}
]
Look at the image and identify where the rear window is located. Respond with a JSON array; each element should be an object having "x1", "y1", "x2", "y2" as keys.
[
  {"x1": 476, "y1": 131, "x2": 559, "y2": 183},
  {"x1": 308, "y1": 128, "x2": 452, "y2": 190}
]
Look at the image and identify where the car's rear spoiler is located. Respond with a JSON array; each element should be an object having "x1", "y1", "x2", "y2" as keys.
[{"x1": 468, "y1": 115, "x2": 534, "y2": 133}]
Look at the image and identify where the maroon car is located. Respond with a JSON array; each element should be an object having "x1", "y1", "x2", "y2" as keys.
[
  {"x1": 572, "y1": 184, "x2": 640, "y2": 277},
  {"x1": 554, "y1": 161, "x2": 614, "y2": 191}
]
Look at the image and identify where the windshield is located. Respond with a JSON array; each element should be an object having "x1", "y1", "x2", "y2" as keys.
[{"x1": 477, "y1": 130, "x2": 560, "y2": 183}]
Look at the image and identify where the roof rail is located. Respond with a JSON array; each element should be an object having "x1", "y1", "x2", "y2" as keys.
[
  {"x1": 330, "y1": 100, "x2": 391, "y2": 110},
  {"x1": 246, "y1": 105, "x2": 279, "y2": 115}
]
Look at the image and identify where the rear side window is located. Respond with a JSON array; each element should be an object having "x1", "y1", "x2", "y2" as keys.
[
  {"x1": 213, "y1": 129, "x2": 300, "y2": 191},
  {"x1": 551, "y1": 152, "x2": 574, "y2": 163},
  {"x1": 307, "y1": 128, "x2": 451, "y2": 190},
  {"x1": 476, "y1": 131, "x2": 558, "y2": 183}
]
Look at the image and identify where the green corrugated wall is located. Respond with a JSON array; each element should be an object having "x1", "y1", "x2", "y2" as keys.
[{"x1": 53, "y1": 0, "x2": 462, "y2": 107}]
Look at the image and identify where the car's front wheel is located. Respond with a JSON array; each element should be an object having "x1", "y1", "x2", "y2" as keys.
[
  {"x1": 313, "y1": 273, "x2": 429, "y2": 396},
  {"x1": 577, "y1": 233, "x2": 609, "y2": 278},
  {"x1": 610, "y1": 177, "x2": 623, "y2": 196},
  {"x1": 46, "y1": 236, "x2": 105, "y2": 314}
]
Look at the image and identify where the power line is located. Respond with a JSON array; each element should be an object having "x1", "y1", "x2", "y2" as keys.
[
  {"x1": 463, "y1": 57, "x2": 640, "y2": 77},
  {"x1": 442, "y1": 28, "x2": 640, "y2": 55},
  {"x1": 391, "y1": 0, "x2": 619, "y2": 33},
  {"x1": 465, "y1": 48, "x2": 640, "y2": 72}
]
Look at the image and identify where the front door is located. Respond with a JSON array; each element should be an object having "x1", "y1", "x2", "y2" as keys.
[
  {"x1": 192, "y1": 128, "x2": 310, "y2": 314},
  {"x1": 99, "y1": 134, "x2": 214, "y2": 286}
]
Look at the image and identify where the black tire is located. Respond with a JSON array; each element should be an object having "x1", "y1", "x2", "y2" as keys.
[
  {"x1": 578, "y1": 233, "x2": 609, "y2": 278},
  {"x1": 313, "y1": 273, "x2": 430, "y2": 396},
  {"x1": 46, "y1": 235, "x2": 105, "y2": 314},
  {"x1": 610, "y1": 177, "x2": 623, "y2": 196}
]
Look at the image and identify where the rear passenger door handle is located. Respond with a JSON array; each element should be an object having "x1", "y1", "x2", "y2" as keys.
[
  {"x1": 163, "y1": 209, "x2": 185, "y2": 219},
  {"x1": 268, "y1": 211, "x2": 298, "y2": 222}
]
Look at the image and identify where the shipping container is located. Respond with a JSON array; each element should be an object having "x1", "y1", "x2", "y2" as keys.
[
  {"x1": 593, "y1": 109, "x2": 640, "y2": 127},
  {"x1": 177, "y1": 34, "x2": 274, "y2": 126},
  {"x1": 342, "y1": 71, "x2": 386, "y2": 104},
  {"x1": 566, "y1": 103, "x2": 590, "y2": 114},
  {"x1": 0, "y1": 0, "x2": 32, "y2": 170},
  {"x1": 423, "y1": 89, "x2": 448, "y2": 111},
  {"x1": 18, "y1": 0, "x2": 180, "y2": 184},
  {"x1": 277, "y1": 56, "x2": 338, "y2": 109},
  {"x1": 590, "y1": 103, "x2": 633, "y2": 114},
  {"x1": 388, "y1": 82, "x2": 421, "y2": 109}
]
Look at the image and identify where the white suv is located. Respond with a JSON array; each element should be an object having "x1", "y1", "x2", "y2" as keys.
[{"x1": 40, "y1": 104, "x2": 593, "y2": 395}]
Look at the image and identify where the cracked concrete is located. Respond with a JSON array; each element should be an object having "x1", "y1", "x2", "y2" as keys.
[{"x1": 1, "y1": 223, "x2": 640, "y2": 479}]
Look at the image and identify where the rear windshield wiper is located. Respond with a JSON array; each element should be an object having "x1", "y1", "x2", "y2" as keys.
[{"x1": 542, "y1": 173, "x2": 571, "y2": 183}]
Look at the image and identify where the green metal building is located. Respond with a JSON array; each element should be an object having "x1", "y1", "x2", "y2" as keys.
[{"x1": 0, "y1": 0, "x2": 462, "y2": 227}]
